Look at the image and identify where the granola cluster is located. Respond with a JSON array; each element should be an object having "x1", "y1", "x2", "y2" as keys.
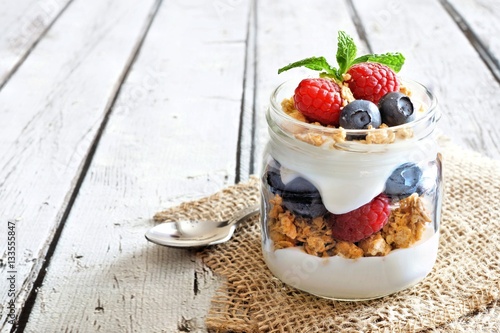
[{"x1": 268, "y1": 193, "x2": 432, "y2": 259}]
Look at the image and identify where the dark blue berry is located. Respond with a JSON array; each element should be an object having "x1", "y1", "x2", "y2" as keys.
[
  {"x1": 282, "y1": 177, "x2": 327, "y2": 218},
  {"x1": 339, "y1": 100, "x2": 382, "y2": 130},
  {"x1": 385, "y1": 163, "x2": 423, "y2": 197},
  {"x1": 264, "y1": 160, "x2": 285, "y2": 196},
  {"x1": 378, "y1": 92, "x2": 415, "y2": 126}
]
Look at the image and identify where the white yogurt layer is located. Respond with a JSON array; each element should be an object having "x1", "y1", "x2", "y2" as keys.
[
  {"x1": 263, "y1": 225, "x2": 439, "y2": 300},
  {"x1": 269, "y1": 135, "x2": 437, "y2": 214}
]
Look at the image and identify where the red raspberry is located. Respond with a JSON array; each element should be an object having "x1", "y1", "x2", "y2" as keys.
[
  {"x1": 329, "y1": 194, "x2": 391, "y2": 242},
  {"x1": 293, "y1": 78, "x2": 343, "y2": 126},
  {"x1": 346, "y1": 63, "x2": 400, "y2": 104}
]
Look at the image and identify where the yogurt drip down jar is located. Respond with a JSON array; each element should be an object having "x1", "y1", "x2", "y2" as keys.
[{"x1": 260, "y1": 78, "x2": 442, "y2": 300}]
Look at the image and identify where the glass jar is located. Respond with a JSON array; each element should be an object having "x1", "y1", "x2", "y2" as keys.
[{"x1": 260, "y1": 78, "x2": 442, "y2": 300}]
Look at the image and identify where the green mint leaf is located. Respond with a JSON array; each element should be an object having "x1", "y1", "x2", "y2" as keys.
[
  {"x1": 336, "y1": 31, "x2": 357, "y2": 75},
  {"x1": 277, "y1": 56, "x2": 336, "y2": 75},
  {"x1": 352, "y1": 52, "x2": 405, "y2": 72}
]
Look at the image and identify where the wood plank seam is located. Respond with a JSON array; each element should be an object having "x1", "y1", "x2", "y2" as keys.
[
  {"x1": 439, "y1": 0, "x2": 500, "y2": 83},
  {"x1": 345, "y1": 0, "x2": 374, "y2": 53},
  {"x1": 0, "y1": 0, "x2": 74, "y2": 92},
  {"x1": 9, "y1": 1, "x2": 164, "y2": 331},
  {"x1": 235, "y1": 0, "x2": 254, "y2": 183},
  {"x1": 248, "y1": 0, "x2": 258, "y2": 176}
]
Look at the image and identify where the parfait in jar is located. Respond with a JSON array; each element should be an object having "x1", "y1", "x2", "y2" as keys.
[{"x1": 260, "y1": 31, "x2": 442, "y2": 300}]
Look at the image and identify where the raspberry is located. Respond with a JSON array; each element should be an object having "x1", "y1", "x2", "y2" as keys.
[
  {"x1": 346, "y1": 63, "x2": 400, "y2": 104},
  {"x1": 293, "y1": 78, "x2": 343, "y2": 126},
  {"x1": 329, "y1": 194, "x2": 391, "y2": 242}
]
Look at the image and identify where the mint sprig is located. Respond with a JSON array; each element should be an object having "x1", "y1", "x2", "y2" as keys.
[
  {"x1": 351, "y1": 52, "x2": 405, "y2": 73},
  {"x1": 277, "y1": 56, "x2": 337, "y2": 76},
  {"x1": 277, "y1": 56, "x2": 342, "y2": 81},
  {"x1": 277, "y1": 31, "x2": 405, "y2": 80},
  {"x1": 336, "y1": 31, "x2": 357, "y2": 75}
]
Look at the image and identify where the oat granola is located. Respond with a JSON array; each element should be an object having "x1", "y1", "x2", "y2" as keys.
[{"x1": 268, "y1": 193, "x2": 432, "y2": 259}]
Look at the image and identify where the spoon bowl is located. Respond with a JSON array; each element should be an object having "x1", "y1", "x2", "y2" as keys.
[{"x1": 145, "y1": 204, "x2": 260, "y2": 247}]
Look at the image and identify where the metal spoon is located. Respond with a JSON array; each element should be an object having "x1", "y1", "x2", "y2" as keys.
[{"x1": 145, "y1": 204, "x2": 260, "y2": 247}]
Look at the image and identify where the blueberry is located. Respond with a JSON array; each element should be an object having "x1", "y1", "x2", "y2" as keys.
[
  {"x1": 385, "y1": 163, "x2": 423, "y2": 197},
  {"x1": 378, "y1": 92, "x2": 415, "y2": 126},
  {"x1": 281, "y1": 177, "x2": 327, "y2": 218},
  {"x1": 264, "y1": 161, "x2": 285, "y2": 196},
  {"x1": 339, "y1": 100, "x2": 382, "y2": 130}
]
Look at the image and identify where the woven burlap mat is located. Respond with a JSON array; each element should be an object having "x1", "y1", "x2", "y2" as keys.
[{"x1": 154, "y1": 143, "x2": 500, "y2": 332}]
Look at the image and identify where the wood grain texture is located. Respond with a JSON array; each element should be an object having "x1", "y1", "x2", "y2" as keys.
[
  {"x1": 0, "y1": 0, "x2": 158, "y2": 331},
  {"x1": 352, "y1": 0, "x2": 500, "y2": 160},
  {"x1": 21, "y1": 0, "x2": 252, "y2": 332},
  {"x1": 1, "y1": 0, "x2": 499, "y2": 332},
  {"x1": 0, "y1": 0, "x2": 72, "y2": 88},
  {"x1": 445, "y1": 0, "x2": 500, "y2": 80}
]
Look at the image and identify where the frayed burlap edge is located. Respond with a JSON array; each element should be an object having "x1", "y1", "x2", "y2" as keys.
[{"x1": 154, "y1": 143, "x2": 500, "y2": 332}]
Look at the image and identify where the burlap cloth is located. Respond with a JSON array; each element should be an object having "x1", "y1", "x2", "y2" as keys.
[{"x1": 154, "y1": 143, "x2": 500, "y2": 332}]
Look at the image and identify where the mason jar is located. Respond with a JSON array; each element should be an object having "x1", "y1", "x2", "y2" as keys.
[{"x1": 260, "y1": 78, "x2": 442, "y2": 300}]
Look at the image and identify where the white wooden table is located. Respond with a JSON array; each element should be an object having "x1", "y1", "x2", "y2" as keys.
[{"x1": 1, "y1": 0, "x2": 499, "y2": 332}]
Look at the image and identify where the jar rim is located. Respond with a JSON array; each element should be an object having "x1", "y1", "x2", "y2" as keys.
[{"x1": 268, "y1": 78, "x2": 439, "y2": 137}]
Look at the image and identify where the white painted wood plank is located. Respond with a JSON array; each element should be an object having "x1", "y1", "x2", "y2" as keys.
[
  {"x1": 352, "y1": 0, "x2": 500, "y2": 160},
  {"x1": 252, "y1": 0, "x2": 369, "y2": 172},
  {"x1": 0, "y1": 0, "x2": 159, "y2": 331},
  {"x1": 0, "y1": 0, "x2": 72, "y2": 87},
  {"x1": 446, "y1": 0, "x2": 500, "y2": 75},
  {"x1": 22, "y1": 0, "x2": 252, "y2": 332}
]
